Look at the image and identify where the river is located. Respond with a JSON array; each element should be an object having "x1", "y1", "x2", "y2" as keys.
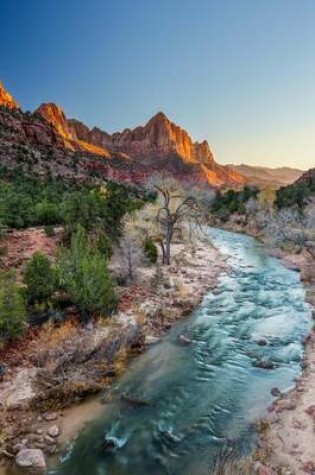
[{"x1": 50, "y1": 228, "x2": 311, "y2": 475}]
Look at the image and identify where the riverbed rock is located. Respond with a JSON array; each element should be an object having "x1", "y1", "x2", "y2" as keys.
[
  {"x1": 12, "y1": 443, "x2": 27, "y2": 454},
  {"x1": 47, "y1": 425, "x2": 60, "y2": 438},
  {"x1": 43, "y1": 411, "x2": 58, "y2": 421},
  {"x1": 253, "y1": 360, "x2": 276, "y2": 370},
  {"x1": 145, "y1": 335, "x2": 160, "y2": 346},
  {"x1": 178, "y1": 334, "x2": 192, "y2": 345},
  {"x1": 257, "y1": 338, "x2": 268, "y2": 346},
  {"x1": 253, "y1": 462, "x2": 276, "y2": 475},
  {"x1": 303, "y1": 461, "x2": 315, "y2": 474},
  {"x1": 15, "y1": 448, "x2": 46, "y2": 469},
  {"x1": 271, "y1": 387, "x2": 281, "y2": 397},
  {"x1": 44, "y1": 434, "x2": 56, "y2": 445}
]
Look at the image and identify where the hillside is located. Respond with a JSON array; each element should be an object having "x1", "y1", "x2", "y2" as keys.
[{"x1": 229, "y1": 164, "x2": 303, "y2": 187}]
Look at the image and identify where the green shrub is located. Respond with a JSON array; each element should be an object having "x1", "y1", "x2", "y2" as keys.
[
  {"x1": 143, "y1": 237, "x2": 158, "y2": 263},
  {"x1": 57, "y1": 227, "x2": 116, "y2": 317},
  {"x1": 0, "y1": 270, "x2": 27, "y2": 343},
  {"x1": 97, "y1": 233, "x2": 113, "y2": 260},
  {"x1": 34, "y1": 201, "x2": 61, "y2": 225},
  {"x1": 24, "y1": 252, "x2": 57, "y2": 305}
]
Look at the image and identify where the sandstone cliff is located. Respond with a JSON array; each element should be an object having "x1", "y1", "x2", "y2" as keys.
[
  {"x1": 36, "y1": 103, "x2": 109, "y2": 157},
  {"x1": 0, "y1": 80, "x2": 245, "y2": 187},
  {"x1": 68, "y1": 112, "x2": 245, "y2": 186},
  {"x1": 0, "y1": 81, "x2": 19, "y2": 109}
]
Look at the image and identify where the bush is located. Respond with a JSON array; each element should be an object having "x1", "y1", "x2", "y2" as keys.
[
  {"x1": 97, "y1": 233, "x2": 113, "y2": 260},
  {"x1": 143, "y1": 237, "x2": 158, "y2": 263},
  {"x1": 24, "y1": 252, "x2": 57, "y2": 305},
  {"x1": 57, "y1": 227, "x2": 116, "y2": 317},
  {"x1": 34, "y1": 201, "x2": 61, "y2": 225},
  {"x1": 0, "y1": 270, "x2": 27, "y2": 343}
]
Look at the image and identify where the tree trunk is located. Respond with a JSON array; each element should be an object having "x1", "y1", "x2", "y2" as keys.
[{"x1": 164, "y1": 237, "x2": 171, "y2": 265}]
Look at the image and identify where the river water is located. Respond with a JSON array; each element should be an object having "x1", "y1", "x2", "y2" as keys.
[{"x1": 51, "y1": 228, "x2": 311, "y2": 475}]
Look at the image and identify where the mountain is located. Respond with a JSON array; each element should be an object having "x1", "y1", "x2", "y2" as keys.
[
  {"x1": 228, "y1": 164, "x2": 303, "y2": 187},
  {"x1": 68, "y1": 111, "x2": 245, "y2": 187},
  {"x1": 0, "y1": 80, "x2": 244, "y2": 186},
  {"x1": 36, "y1": 103, "x2": 110, "y2": 157},
  {"x1": 0, "y1": 81, "x2": 19, "y2": 109},
  {"x1": 293, "y1": 167, "x2": 315, "y2": 187}
]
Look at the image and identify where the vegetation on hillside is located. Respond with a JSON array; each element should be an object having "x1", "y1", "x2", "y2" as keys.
[
  {"x1": 0, "y1": 170, "x2": 154, "y2": 345},
  {"x1": 210, "y1": 174, "x2": 315, "y2": 251},
  {"x1": 275, "y1": 170, "x2": 315, "y2": 208}
]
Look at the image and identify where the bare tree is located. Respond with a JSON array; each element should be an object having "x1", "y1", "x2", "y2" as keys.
[{"x1": 147, "y1": 174, "x2": 202, "y2": 265}]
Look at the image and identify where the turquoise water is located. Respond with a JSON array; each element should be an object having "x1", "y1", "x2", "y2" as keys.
[{"x1": 52, "y1": 228, "x2": 311, "y2": 475}]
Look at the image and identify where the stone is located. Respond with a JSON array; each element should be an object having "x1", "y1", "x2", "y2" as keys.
[
  {"x1": 178, "y1": 334, "x2": 192, "y2": 344},
  {"x1": 303, "y1": 461, "x2": 315, "y2": 474},
  {"x1": 43, "y1": 412, "x2": 58, "y2": 421},
  {"x1": 257, "y1": 338, "x2": 268, "y2": 346},
  {"x1": 47, "y1": 425, "x2": 60, "y2": 438},
  {"x1": 270, "y1": 387, "x2": 281, "y2": 397},
  {"x1": 44, "y1": 435, "x2": 56, "y2": 445},
  {"x1": 253, "y1": 462, "x2": 276, "y2": 475},
  {"x1": 145, "y1": 335, "x2": 161, "y2": 346},
  {"x1": 15, "y1": 449, "x2": 46, "y2": 469},
  {"x1": 253, "y1": 360, "x2": 275, "y2": 370}
]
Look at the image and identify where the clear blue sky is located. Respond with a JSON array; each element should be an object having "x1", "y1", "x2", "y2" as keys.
[{"x1": 1, "y1": 0, "x2": 315, "y2": 170}]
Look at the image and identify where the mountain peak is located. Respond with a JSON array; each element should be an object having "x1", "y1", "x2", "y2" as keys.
[
  {"x1": 0, "y1": 81, "x2": 19, "y2": 109},
  {"x1": 36, "y1": 102, "x2": 75, "y2": 141},
  {"x1": 146, "y1": 111, "x2": 170, "y2": 126}
]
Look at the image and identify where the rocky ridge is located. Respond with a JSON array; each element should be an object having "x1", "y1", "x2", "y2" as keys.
[
  {"x1": 0, "y1": 82, "x2": 18, "y2": 110},
  {"x1": 0, "y1": 80, "x2": 245, "y2": 187}
]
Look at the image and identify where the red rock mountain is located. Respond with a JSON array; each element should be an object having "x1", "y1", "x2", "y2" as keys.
[
  {"x1": 36, "y1": 103, "x2": 109, "y2": 157},
  {"x1": 0, "y1": 82, "x2": 19, "y2": 109},
  {"x1": 0, "y1": 81, "x2": 245, "y2": 187},
  {"x1": 67, "y1": 112, "x2": 245, "y2": 186}
]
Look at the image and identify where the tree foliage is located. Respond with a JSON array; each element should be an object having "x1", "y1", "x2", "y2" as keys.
[
  {"x1": 56, "y1": 227, "x2": 116, "y2": 317},
  {"x1": 24, "y1": 252, "x2": 57, "y2": 305},
  {"x1": 0, "y1": 270, "x2": 27, "y2": 343}
]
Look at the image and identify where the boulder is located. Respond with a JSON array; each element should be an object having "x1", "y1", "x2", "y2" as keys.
[
  {"x1": 47, "y1": 425, "x2": 60, "y2": 438},
  {"x1": 15, "y1": 449, "x2": 46, "y2": 469}
]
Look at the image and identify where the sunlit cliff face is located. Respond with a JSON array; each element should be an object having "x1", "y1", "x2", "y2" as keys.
[
  {"x1": 36, "y1": 103, "x2": 109, "y2": 157},
  {"x1": 0, "y1": 79, "x2": 245, "y2": 187},
  {"x1": 0, "y1": 81, "x2": 19, "y2": 109}
]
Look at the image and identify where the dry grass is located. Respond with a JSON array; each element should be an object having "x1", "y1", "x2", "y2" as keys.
[{"x1": 212, "y1": 453, "x2": 255, "y2": 475}]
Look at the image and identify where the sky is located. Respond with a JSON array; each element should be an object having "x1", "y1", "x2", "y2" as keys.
[{"x1": 1, "y1": 0, "x2": 315, "y2": 170}]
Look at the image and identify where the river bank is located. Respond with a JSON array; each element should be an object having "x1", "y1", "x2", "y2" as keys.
[
  {"x1": 0, "y1": 232, "x2": 227, "y2": 472},
  {"x1": 255, "y1": 250, "x2": 315, "y2": 475},
  {"x1": 214, "y1": 220, "x2": 315, "y2": 474}
]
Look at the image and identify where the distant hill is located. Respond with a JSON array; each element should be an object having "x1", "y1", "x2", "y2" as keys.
[
  {"x1": 275, "y1": 168, "x2": 315, "y2": 208},
  {"x1": 228, "y1": 164, "x2": 303, "y2": 187}
]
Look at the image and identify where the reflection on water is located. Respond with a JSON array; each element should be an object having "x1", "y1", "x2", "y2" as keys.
[{"x1": 51, "y1": 228, "x2": 311, "y2": 475}]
